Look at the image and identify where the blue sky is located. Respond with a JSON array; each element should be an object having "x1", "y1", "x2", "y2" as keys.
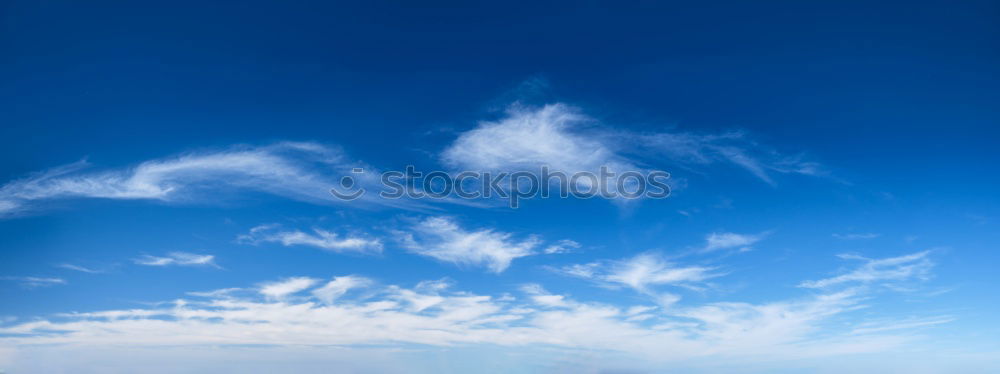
[{"x1": 1, "y1": 1, "x2": 999, "y2": 373}]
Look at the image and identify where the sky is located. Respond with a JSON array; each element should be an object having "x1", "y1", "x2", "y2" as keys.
[{"x1": 1, "y1": 1, "x2": 999, "y2": 373}]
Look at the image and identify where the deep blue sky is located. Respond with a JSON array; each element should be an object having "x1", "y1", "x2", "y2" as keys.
[{"x1": 1, "y1": 1, "x2": 998, "y2": 372}]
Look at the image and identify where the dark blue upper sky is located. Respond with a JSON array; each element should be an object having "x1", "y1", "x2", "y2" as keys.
[{"x1": 3, "y1": 0, "x2": 997, "y2": 170}]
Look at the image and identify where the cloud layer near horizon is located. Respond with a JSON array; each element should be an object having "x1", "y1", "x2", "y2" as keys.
[{"x1": 0, "y1": 251, "x2": 943, "y2": 370}]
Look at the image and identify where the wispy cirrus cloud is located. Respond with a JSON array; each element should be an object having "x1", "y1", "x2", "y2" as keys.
[
  {"x1": 442, "y1": 103, "x2": 823, "y2": 187},
  {"x1": 624, "y1": 130, "x2": 823, "y2": 185},
  {"x1": 312, "y1": 275, "x2": 371, "y2": 304},
  {"x1": 397, "y1": 216, "x2": 546, "y2": 273},
  {"x1": 702, "y1": 231, "x2": 768, "y2": 253},
  {"x1": 186, "y1": 287, "x2": 242, "y2": 298},
  {"x1": 553, "y1": 252, "x2": 718, "y2": 306},
  {"x1": 1, "y1": 276, "x2": 66, "y2": 288},
  {"x1": 848, "y1": 315, "x2": 956, "y2": 335},
  {"x1": 604, "y1": 253, "x2": 717, "y2": 291},
  {"x1": 238, "y1": 224, "x2": 383, "y2": 254},
  {"x1": 0, "y1": 142, "x2": 409, "y2": 218},
  {"x1": 441, "y1": 104, "x2": 648, "y2": 201},
  {"x1": 55, "y1": 263, "x2": 105, "y2": 274},
  {"x1": 543, "y1": 239, "x2": 581, "y2": 254},
  {"x1": 443, "y1": 104, "x2": 638, "y2": 176},
  {"x1": 259, "y1": 277, "x2": 320, "y2": 300},
  {"x1": 520, "y1": 283, "x2": 574, "y2": 308},
  {"x1": 134, "y1": 252, "x2": 219, "y2": 268},
  {"x1": 799, "y1": 251, "x2": 933, "y2": 289}
]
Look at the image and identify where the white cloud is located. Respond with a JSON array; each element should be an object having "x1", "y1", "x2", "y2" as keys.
[
  {"x1": 703, "y1": 232, "x2": 767, "y2": 252},
  {"x1": 604, "y1": 253, "x2": 716, "y2": 292},
  {"x1": 56, "y1": 263, "x2": 104, "y2": 274},
  {"x1": 442, "y1": 103, "x2": 823, "y2": 188},
  {"x1": 238, "y1": 224, "x2": 383, "y2": 254},
  {"x1": 0, "y1": 276, "x2": 66, "y2": 288},
  {"x1": 259, "y1": 277, "x2": 320, "y2": 300},
  {"x1": 0, "y1": 199, "x2": 18, "y2": 213},
  {"x1": 398, "y1": 217, "x2": 543, "y2": 273},
  {"x1": 0, "y1": 142, "x2": 410, "y2": 218},
  {"x1": 849, "y1": 316, "x2": 955, "y2": 335},
  {"x1": 628, "y1": 130, "x2": 823, "y2": 185},
  {"x1": 312, "y1": 276, "x2": 371, "y2": 304},
  {"x1": 441, "y1": 104, "x2": 649, "y2": 201},
  {"x1": 187, "y1": 287, "x2": 243, "y2": 298},
  {"x1": 672, "y1": 290, "x2": 860, "y2": 351},
  {"x1": 134, "y1": 252, "x2": 218, "y2": 268},
  {"x1": 554, "y1": 253, "x2": 717, "y2": 306},
  {"x1": 443, "y1": 104, "x2": 637, "y2": 175},
  {"x1": 558, "y1": 263, "x2": 600, "y2": 278},
  {"x1": 799, "y1": 251, "x2": 933, "y2": 288},
  {"x1": 561, "y1": 253, "x2": 716, "y2": 291},
  {"x1": 520, "y1": 284, "x2": 572, "y2": 308},
  {"x1": 543, "y1": 239, "x2": 581, "y2": 254},
  {"x1": 0, "y1": 272, "x2": 947, "y2": 372}
]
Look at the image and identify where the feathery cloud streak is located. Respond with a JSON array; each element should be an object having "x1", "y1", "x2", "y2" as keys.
[
  {"x1": 398, "y1": 216, "x2": 545, "y2": 273},
  {"x1": 0, "y1": 142, "x2": 404, "y2": 218},
  {"x1": 0, "y1": 276, "x2": 66, "y2": 288},
  {"x1": 238, "y1": 224, "x2": 383, "y2": 254},
  {"x1": 134, "y1": 252, "x2": 218, "y2": 268},
  {"x1": 703, "y1": 232, "x2": 767, "y2": 252},
  {"x1": 799, "y1": 251, "x2": 933, "y2": 288},
  {"x1": 553, "y1": 253, "x2": 718, "y2": 306},
  {"x1": 442, "y1": 104, "x2": 823, "y2": 187}
]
